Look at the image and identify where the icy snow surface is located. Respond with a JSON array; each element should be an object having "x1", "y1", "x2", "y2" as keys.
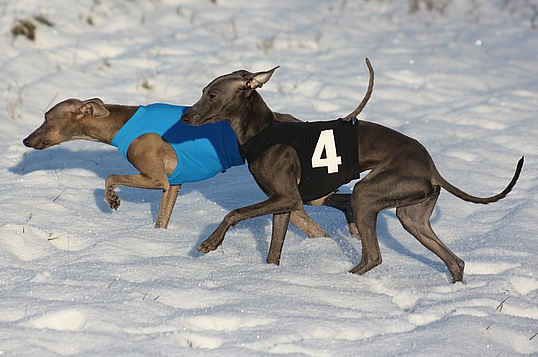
[{"x1": 0, "y1": 0, "x2": 537, "y2": 356}]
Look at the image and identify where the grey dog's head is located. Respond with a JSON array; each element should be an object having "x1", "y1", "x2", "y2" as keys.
[{"x1": 182, "y1": 67, "x2": 279, "y2": 127}]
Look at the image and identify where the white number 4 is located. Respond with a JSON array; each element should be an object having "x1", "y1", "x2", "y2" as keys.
[{"x1": 311, "y1": 129, "x2": 341, "y2": 174}]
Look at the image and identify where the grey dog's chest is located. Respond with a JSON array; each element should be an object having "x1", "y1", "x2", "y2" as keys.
[{"x1": 240, "y1": 119, "x2": 360, "y2": 201}]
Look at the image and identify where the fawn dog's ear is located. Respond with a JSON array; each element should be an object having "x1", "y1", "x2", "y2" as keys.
[{"x1": 74, "y1": 98, "x2": 110, "y2": 118}]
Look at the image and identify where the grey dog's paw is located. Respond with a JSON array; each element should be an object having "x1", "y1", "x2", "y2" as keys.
[{"x1": 198, "y1": 236, "x2": 221, "y2": 253}]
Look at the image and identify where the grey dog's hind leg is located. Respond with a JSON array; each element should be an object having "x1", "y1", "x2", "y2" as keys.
[{"x1": 396, "y1": 188, "x2": 465, "y2": 283}]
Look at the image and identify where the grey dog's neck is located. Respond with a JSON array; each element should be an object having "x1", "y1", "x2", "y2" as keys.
[{"x1": 235, "y1": 92, "x2": 275, "y2": 144}]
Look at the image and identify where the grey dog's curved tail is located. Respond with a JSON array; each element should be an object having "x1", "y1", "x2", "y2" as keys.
[
  {"x1": 346, "y1": 58, "x2": 374, "y2": 118},
  {"x1": 433, "y1": 156, "x2": 524, "y2": 204}
]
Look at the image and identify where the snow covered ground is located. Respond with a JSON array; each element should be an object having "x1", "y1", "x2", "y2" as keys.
[{"x1": 1, "y1": 0, "x2": 537, "y2": 355}]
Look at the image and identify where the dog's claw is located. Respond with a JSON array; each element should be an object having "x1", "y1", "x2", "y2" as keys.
[
  {"x1": 198, "y1": 235, "x2": 223, "y2": 253},
  {"x1": 108, "y1": 199, "x2": 120, "y2": 210},
  {"x1": 198, "y1": 243, "x2": 215, "y2": 254},
  {"x1": 451, "y1": 271, "x2": 464, "y2": 284},
  {"x1": 449, "y1": 260, "x2": 465, "y2": 283},
  {"x1": 349, "y1": 259, "x2": 381, "y2": 275}
]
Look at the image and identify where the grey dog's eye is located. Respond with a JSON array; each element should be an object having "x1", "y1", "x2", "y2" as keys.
[{"x1": 208, "y1": 92, "x2": 217, "y2": 99}]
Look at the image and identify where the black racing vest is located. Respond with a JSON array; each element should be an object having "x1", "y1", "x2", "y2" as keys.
[{"x1": 240, "y1": 119, "x2": 360, "y2": 202}]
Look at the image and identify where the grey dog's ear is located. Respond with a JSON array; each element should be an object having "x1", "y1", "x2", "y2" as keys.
[
  {"x1": 74, "y1": 98, "x2": 110, "y2": 118},
  {"x1": 245, "y1": 66, "x2": 279, "y2": 89}
]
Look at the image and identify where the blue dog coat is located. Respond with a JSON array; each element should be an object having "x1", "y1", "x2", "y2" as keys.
[{"x1": 111, "y1": 104, "x2": 244, "y2": 184}]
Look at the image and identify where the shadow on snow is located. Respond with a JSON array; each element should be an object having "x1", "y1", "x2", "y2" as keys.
[{"x1": 11, "y1": 145, "x2": 446, "y2": 274}]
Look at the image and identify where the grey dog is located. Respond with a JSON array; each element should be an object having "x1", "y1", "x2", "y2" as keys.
[{"x1": 182, "y1": 59, "x2": 523, "y2": 283}]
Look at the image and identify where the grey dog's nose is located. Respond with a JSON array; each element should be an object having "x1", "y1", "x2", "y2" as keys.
[
  {"x1": 182, "y1": 112, "x2": 192, "y2": 124},
  {"x1": 23, "y1": 137, "x2": 31, "y2": 147},
  {"x1": 182, "y1": 108, "x2": 201, "y2": 125}
]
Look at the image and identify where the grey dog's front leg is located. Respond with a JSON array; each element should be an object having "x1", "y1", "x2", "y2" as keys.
[
  {"x1": 198, "y1": 196, "x2": 301, "y2": 253},
  {"x1": 267, "y1": 212, "x2": 291, "y2": 265}
]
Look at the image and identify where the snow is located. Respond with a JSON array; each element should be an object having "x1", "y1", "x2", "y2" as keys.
[{"x1": 1, "y1": 0, "x2": 537, "y2": 355}]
